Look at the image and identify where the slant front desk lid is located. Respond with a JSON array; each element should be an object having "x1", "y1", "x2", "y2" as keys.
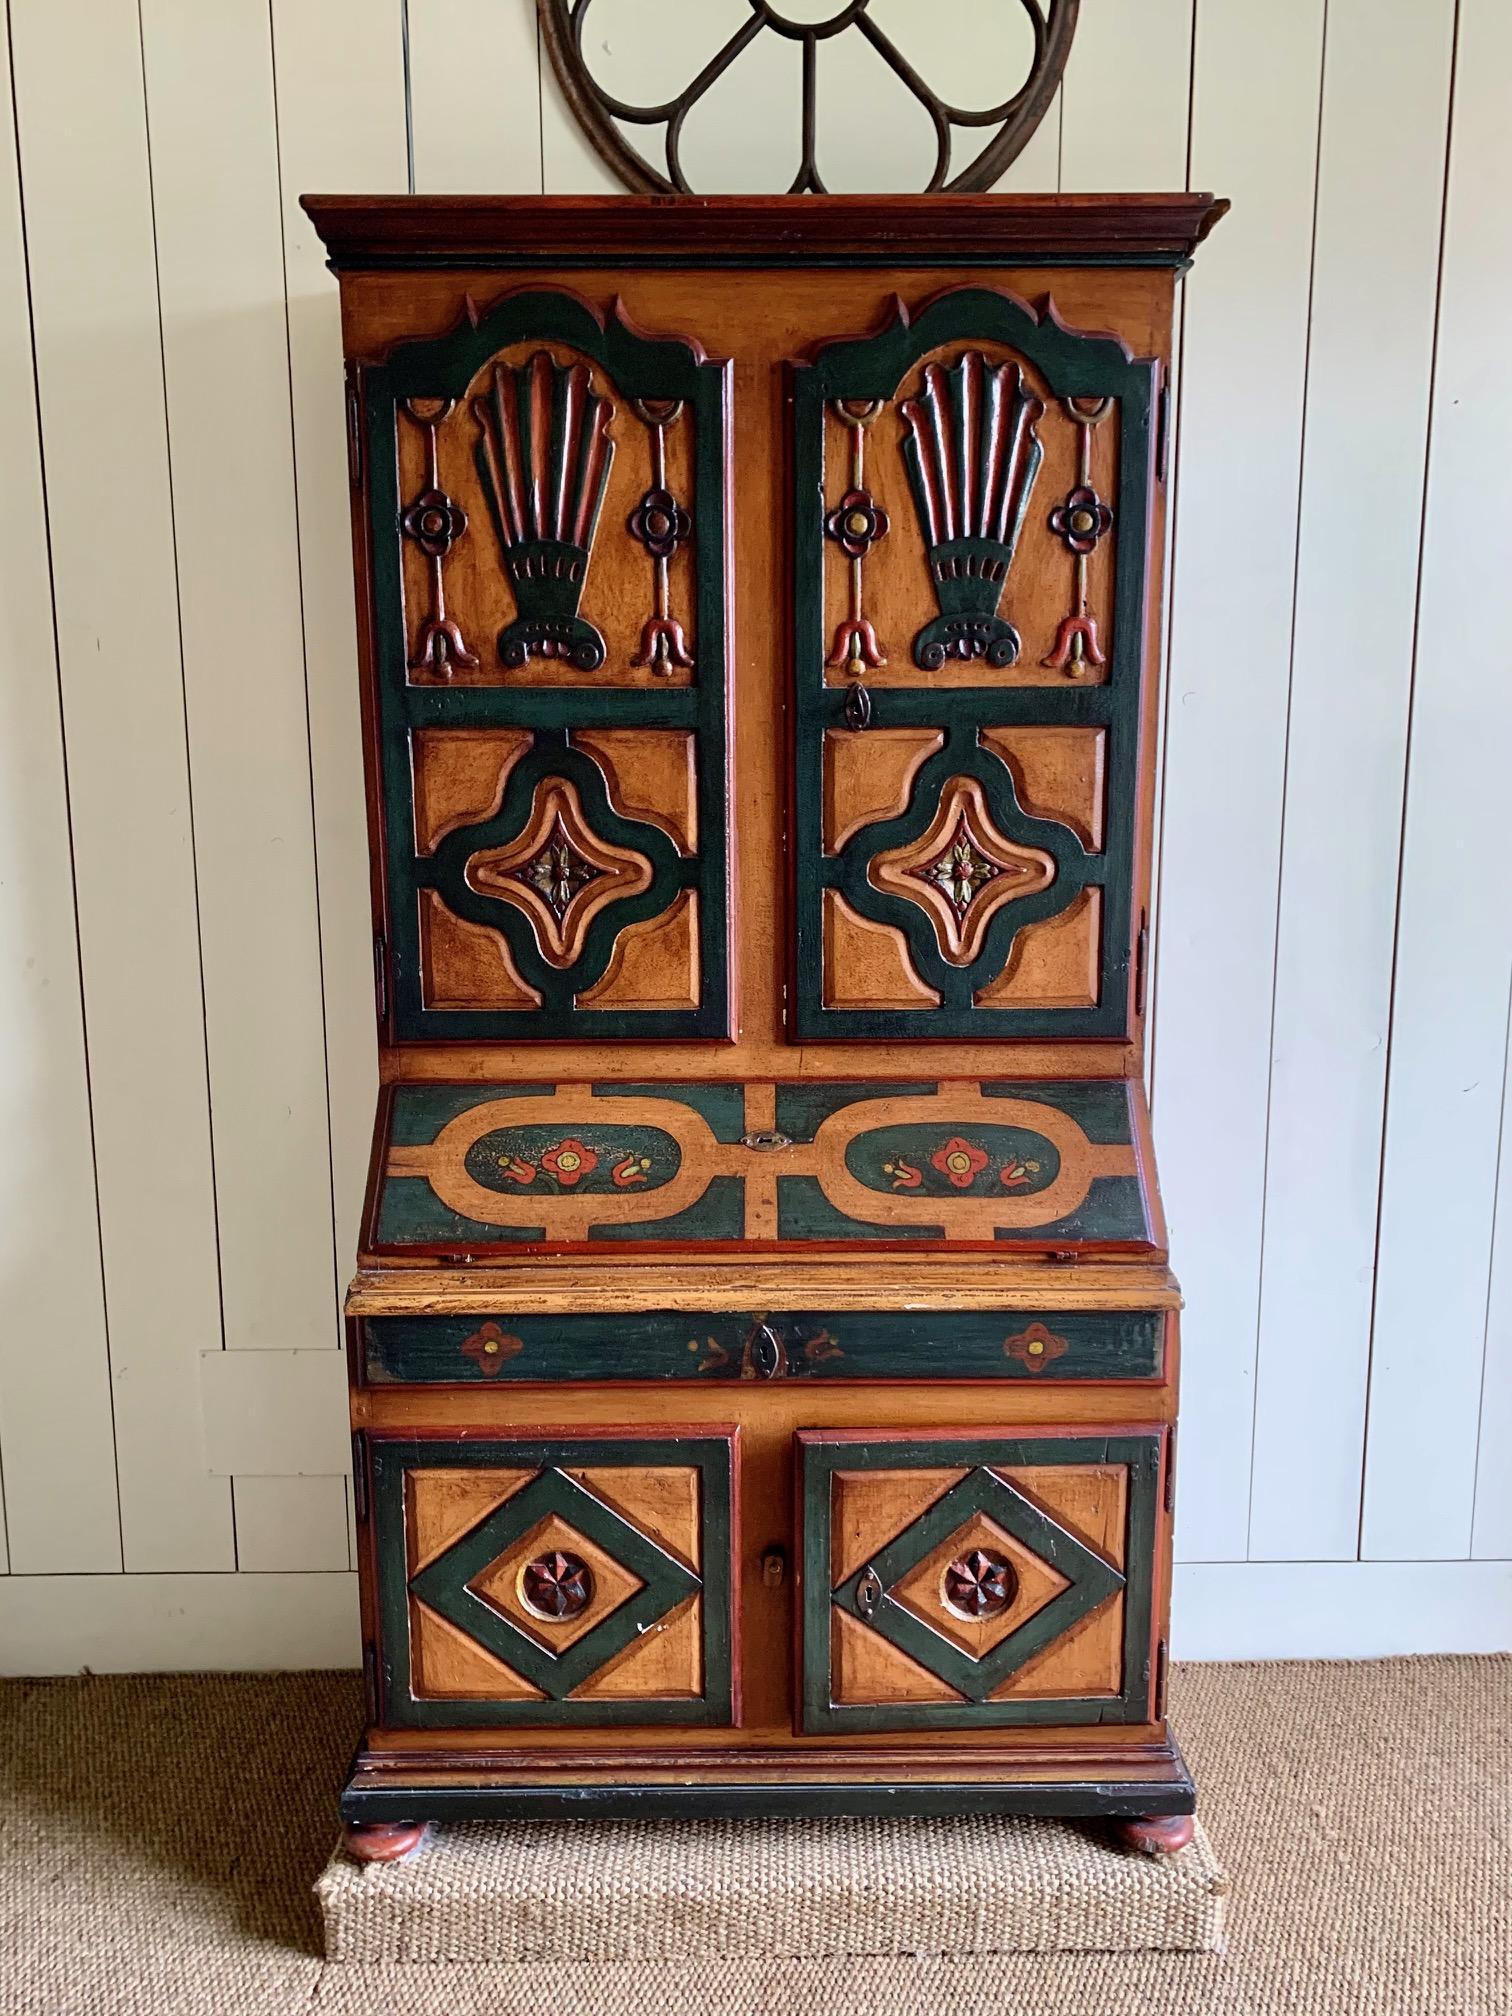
[{"x1": 363, "y1": 1078, "x2": 1163, "y2": 1261}]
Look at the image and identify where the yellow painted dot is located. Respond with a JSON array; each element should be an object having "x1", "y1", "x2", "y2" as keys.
[{"x1": 1027, "y1": 1338, "x2": 1045, "y2": 1356}]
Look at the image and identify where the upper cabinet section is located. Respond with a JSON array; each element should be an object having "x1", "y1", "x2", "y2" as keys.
[
  {"x1": 793, "y1": 287, "x2": 1157, "y2": 1043},
  {"x1": 358, "y1": 289, "x2": 731, "y2": 1041}
]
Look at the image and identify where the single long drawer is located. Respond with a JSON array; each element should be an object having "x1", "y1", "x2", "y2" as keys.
[{"x1": 356, "y1": 1308, "x2": 1166, "y2": 1386}]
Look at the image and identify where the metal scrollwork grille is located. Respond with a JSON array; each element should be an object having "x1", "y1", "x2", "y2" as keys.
[{"x1": 538, "y1": 0, "x2": 1080, "y2": 195}]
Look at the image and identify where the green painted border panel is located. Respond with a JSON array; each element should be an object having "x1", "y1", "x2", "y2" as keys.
[
  {"x1": 359, "y1": 1309, "x2": 1165, "y2": 1385},
  {"x1": 799, "y1": 1431, "x2": 1160, "y2": 1733},
  {"x1": 369, "y1": 1433, "x2": 735, "y2": 1729},
  {"x1": 792, "y1": 288, "x2": 1158, "y2": 1041},
  {"x1": 364, "y1": 290, "x2": 730, "y2": 1041}
]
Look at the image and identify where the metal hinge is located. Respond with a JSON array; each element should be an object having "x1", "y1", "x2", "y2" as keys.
[
  {"x1": 350, "y1": 1433, "x2": 368, "y2": 1525},
  {"x1": 1156, "y1": 373, "x2": 1172, "y2": 484},
  {"x1": 345, "y1": 371, "x2": 363, "y2": 488},
  {"x1": 1134, "y1": 913, "x2": 1150, "y2": 1017},
  {"x1": 1154, "y1": 1638, "x2": 1169, "y2": 1719},
  {"x1": 1165, "y1": 1425, "x2": 1178, "y2": 1514},
  {"x1": 373, "y1": 933, "x2": 388, "y2": 1024}
]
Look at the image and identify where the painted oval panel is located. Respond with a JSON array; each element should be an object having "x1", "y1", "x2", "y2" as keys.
[
  {"x1": 845, "y1": 1123, "x2": 1061, "y2": 1199},
  {"x1": 463, "y1": 1125, "x2": 681, "y2": 1196}
]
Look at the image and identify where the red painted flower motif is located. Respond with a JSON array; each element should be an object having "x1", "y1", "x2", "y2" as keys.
[
  {"x1": 825, "y1": 616, "x2": 887, "y2": 673},
  {"x1": 999, "y1": 1156, "x2": 1042, "y2": 1190},
  {"x1": 460, "y1": 1322, "x2": 524, "y2": 1377},
  {"x1": 540, "y1": 1138, "x2": 597, "y2": 1187},
  {"x1": 1042, "y1": 612, "x2": 1107, "y2": 675},
  {"x1": 883, "y1": 1155, "x2": 923, "y2": 1190},
  {"x1": 613, "y1": 1153, "x2": 651, "y2": 1188},
  {"x1": 1004, "y1": 1322, "x2": 1068, "y2": 1374},
  {"x1": 932, "y1": 1137, "x2": 989, "y2": 1189},
  {"x1": 495, "y1": 1154, "x2": 536, "y2": 1185}
]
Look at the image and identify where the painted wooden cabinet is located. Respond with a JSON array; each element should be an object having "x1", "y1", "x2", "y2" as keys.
[{"x1": 304, "y1": 191, "x2": 1224, "y2": 1859}]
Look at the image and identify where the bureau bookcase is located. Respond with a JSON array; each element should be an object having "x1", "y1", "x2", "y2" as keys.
[{"x1": 302, "y1": 193, "x2": 1226, "y2": 1859}]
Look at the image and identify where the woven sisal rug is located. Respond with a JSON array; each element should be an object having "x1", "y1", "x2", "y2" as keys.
[{"x1": 317, "y1": 1810, "x2": 1228, "y2": 1963}]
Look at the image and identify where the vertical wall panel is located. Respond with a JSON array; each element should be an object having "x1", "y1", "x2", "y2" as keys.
[
  {"x1": 1472, "y1": 1016, "x2": 1512, "y2": 1557},
  {"x1": 1364, "y1": 0, "x2": 1512, "y2": 1561},
  {"x1": 140, "y1": 0, "x2": 337, "y2": 1364},
  {"x1": 0, "y1": 0, "x2": 119, "y2": 1573},
  {"x1": 1248, "y1": 0, "x2": 1455, "y2": 1561},
  {"x1": 409, "y1": 0, "x2": 543, "y2": 193},
  {"x1": 269, "y1": 0, "x2": 408, "y2": 1274},
  {"x1": 9, "y1": 0, "x2": 232, "y2": 1571},
  {"x1": 1061, "y1": 3, "x2": 1192, "y2": 1089},
  {"x1": 1154, "y1": 0, "x2": 1325, "y2": 1562}
]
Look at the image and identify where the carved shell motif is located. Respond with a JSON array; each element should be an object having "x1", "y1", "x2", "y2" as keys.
[
  {"x1": 473, "y1": 351, "x2": 616, "y2": 671},
  {"x1": 900, "y1": 353, "x2": 1045, "y2": 671}
]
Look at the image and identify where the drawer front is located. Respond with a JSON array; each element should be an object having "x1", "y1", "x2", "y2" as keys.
[
  {"x1": 359, "y1": 1309, "x2": 1165, "y2": 1386},
  {"x1": 797, "y1": 1427, "x2": 1161, "y2": 1734},
  {"x1": 367, "y1": 1431, "x2": 737, "y2": 1728}
]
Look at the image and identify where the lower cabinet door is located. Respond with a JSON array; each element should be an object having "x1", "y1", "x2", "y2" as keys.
[
  {"x1": 797, "y1": 1428, "x2": 1162, "y2": 1734},
  {"x1": 367, "y1": 1430, "x2": 738, "y2": 1728}
]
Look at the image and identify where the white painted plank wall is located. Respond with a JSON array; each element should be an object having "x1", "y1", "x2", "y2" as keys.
[{"x1": 0, "y1": 0, "x2": 1507, "y2": 1669}]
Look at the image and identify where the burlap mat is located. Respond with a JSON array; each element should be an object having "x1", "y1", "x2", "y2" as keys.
[{"x1": 318, "y1": 1808, "x2": 1227, "y2": 1962}]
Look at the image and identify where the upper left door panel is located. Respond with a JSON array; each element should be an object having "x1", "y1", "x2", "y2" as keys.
[{"x1": 358, "y1": 289, "x2": 732, "y2": 1041}]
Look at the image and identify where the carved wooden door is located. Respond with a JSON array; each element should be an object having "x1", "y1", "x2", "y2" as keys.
[
  {"x1": 367, "y1": 1429, "x2": 738, "y2": 1727},
  {"x1": 360, "y1": 292, "x2": 732, "y2": 1040},
  {"x1": 792, "y1": 290, "x2": 1159, "y2": 1040},
  {"x1": 798, "y1": 1427, "x2": 1162, "y2": 1734}
]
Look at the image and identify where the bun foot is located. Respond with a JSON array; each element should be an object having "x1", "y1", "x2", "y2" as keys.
[
  {"x1": 1114, "y1": 1812, "x2": 1196, "y2": 1856},
  {"x1": 341, "y1": 1819, "x2": 429, "y2": 1864}
]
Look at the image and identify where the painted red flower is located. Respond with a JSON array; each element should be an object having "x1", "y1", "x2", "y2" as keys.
[
  {"x1": 999, "y1": 1156, "x2": 1042, "y2": 1190},
  {"x1": 540, "y1": 1138, "x2": 597, "y2": 1187},
  {"x1": 883, "y1": 1155, "x2": 922, "y2": 1190},
  {"x1": 932, "y1": 1137, "x2": 989, "y2": 1189},
  {"x1": 495, "y1": 1153, "x2": 536, "y2": 1185},
  {"x1": 1004, "y1": 1323, "x2": 1068, "y2": 1374},
  {"x1": 613, "y1": 1153, "x2": 651, "y2": 1188},
  {"x1": 460, "y1": 1323, "x2": 524, "y2": 1377}
]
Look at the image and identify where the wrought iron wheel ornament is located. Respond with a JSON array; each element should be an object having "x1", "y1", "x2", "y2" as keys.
[{"x1": 538, "y1": 0, "x2": 1080, "y2": 196}]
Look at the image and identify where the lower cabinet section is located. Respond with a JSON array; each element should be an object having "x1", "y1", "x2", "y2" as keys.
[
  {"x1": 798, "y1": 1428, "x2": 1162, "y2": 1734},
  {"x1": 367, "y1": 1431, "x2": 738, "y2": 1728}
]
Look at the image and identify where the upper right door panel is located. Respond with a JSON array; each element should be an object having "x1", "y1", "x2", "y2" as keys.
[{"x1": 792, "y1": 287, "x2": 1159, "y2": 1042}]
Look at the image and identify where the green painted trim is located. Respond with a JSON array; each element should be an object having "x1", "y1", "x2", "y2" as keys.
[
  {"x1": 359, "y1": 1309, "x2": 1165, "y2": 1385},
  {"x1": 390, "y1": 1083, "x2": 555, "y2": 1145},
  {"x1": 364, "y1": 290, "x2": 730, "y2": 1041},
  {"x1": 799, "y1": 1432, "x2": 1161, "y2": 1734},
  {"x1": 776, "y1": 1175, "x2": 943, "y2": 1244},
  {"x1": 588, "y1": 1174, "x2": 745, "y2": 1243},
  {"x1": 374, "y1": 1176, "x2": 544, "y2": 1248},
  {"x1": 370, "y1": 1434, "x2": 735, "y2": 1729},
  {"x1": 792, "y1": 288, "x2": 1157, "y2": 1040},
  {"x1": 340, "y1": 1769, "x2": 1197, "y2": 1825},
  {"x1": 594, "y1": 1080, "x2": 748, "y2": 1143},
  {"x1": 773, "y1": 1080, "x2": 937, "y2": 1142}
]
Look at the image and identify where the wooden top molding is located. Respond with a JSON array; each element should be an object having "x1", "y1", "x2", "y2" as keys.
[{"x1": 300, "y1": 193, "x2": 1230, "y2": 272}]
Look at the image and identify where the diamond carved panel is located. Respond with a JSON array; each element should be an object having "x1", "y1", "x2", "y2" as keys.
[{"x1": 869, "y1": 776, "x2": 1056, "y2": 967}]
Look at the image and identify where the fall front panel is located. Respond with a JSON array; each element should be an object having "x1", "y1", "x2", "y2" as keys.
[
  {"x1": 798, "y1": 1429, "x2": 1161, "y2": 1733},
  {"x1": 367, "y1": 1431, "x2": 737, "y2": 1728},
  {"x1": 364, "y1": 1078, "x2": 1161, "y2": 1257},
  {"x1": 361, "y1": 289, "x2": 731, "y2": 1039},
  {"x1": 792, "y1": 287, "x2": 1158, "y2": 1040}
]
